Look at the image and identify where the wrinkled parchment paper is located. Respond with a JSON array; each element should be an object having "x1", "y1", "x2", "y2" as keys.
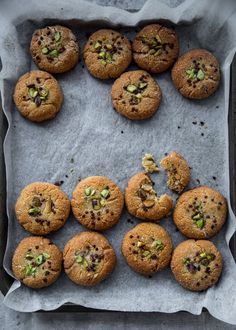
[{"x1": 1, "y1": 0, "x2": 236, "y2": 324}]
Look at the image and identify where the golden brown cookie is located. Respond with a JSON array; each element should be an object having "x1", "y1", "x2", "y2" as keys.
[
  {"x1": 160, "y1": 151, "x2": 191, "y2": 193},
  {"x1": 132, "y1": 24, "x2": 179, "y2": 74},
  {"x1": 12, "y1": 236, "x2": 62, "y2": 289},
  {"x1": 83, "y1": 29, "x2": 132, "y2": 79},
  {"x1": 13, "y1": 70, "x2": 63, "y2": 122},
  {"x1": 30, "y1": 25, "x2": 79, "y2": 73},
  {"x1": 121, "y1": 223, "x2": 172, "y2": 275},
  {"x1": 171, "y1": 49, "x2": 220, "y2": 99},
  {"x1": 71, "y1": 176, "x2": 124, "y2": 231},
  {"x1": 125, "y1": 172, "x2": 173, "y2": 222},
  {"x1": 63, "y1": 232, "x2": 116, "y2": 286},
  {"x1": 15, "y1": 182, "x2": 70, "y2": 235},
  {"x1": 171, "y1": 239, "x2": 223, "y2": 291},
  {"x1": 111, "y1": 70, "x2": 162, "y2": 120},
  {"x1": 173, "y1": 186, "x2": 227, "y2": 239}
]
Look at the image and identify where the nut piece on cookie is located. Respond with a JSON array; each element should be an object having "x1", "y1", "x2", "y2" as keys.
[
  {"x1": 122, "y1": 223, "x2": 173, "y2": 275},
  {"x1": 142, "y1": 153, "x2": 159, "y2": 173},
  {"x1": 125, "y1": 172, "x2": 173, "y2": 222},
  {"x1": 171, "y1": 239, "x2": 223, "y2": 291},
  {"x1": 12, "y1": 236, "x2": 62, "y2": 289},
  {"x1": 71, "y1": 176, "x2": 124, "y2": 231},
  {"x1": 15, "y1": 182, "x2": 70, "y2": 235},
  {"x1": 83, "y1": 29, "x2": 132, "y2": 79},
  {"x1": 171, "y1": 49, "x2": 220, "y2": 99},
  {"x1": 111, "y1": 70, "x2": 162, "y2": 120},
  {"x1": 160, "y1": 151, "x2": 190, "y2": 193},
  {"x1": 63, "y1": 232, "x2": 116, "y2": 286},
  {"x1": 132, "y1": 24, "x2": 179, "y2": 74},
  {"x1": 30, "y1": 25, "x2": 79, "y2": 74},
  {"x1": 173, "y1": 186, "x2": 227, "y2": 239}
]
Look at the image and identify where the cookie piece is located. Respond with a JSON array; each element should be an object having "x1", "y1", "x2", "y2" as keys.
[
  {"x1": 122, "y1": 223, "x2": 172, "y2": 275},
  {"x1": 171, "y1": 239, "x2": 222, "y2": 291},
  {"x1": 12, "y1": 236, "x2": 62, "y2": 289},
  {"x1": 173, "y1": 186, "x2": 227, "y2": 239},
  {"x1": 13, "y1": 70, "x2": 63, "y2": 122},
  {"x1": 83, "y1": 29, "x2": 132, "y2": 79},
  {"x1": 111, "y1": 70, "x2": 162, "y2": 120},
  {"x1": 142, "y1": 153, "x2": 159, "y2": 173},
  {"x1": 132, "y1": 24, "x2": 179, "y2": 74},
  {"x1": 125, "y1": 172, "x2": 173, "y2": 222},
  {"x1": 15, "y1": 182, "x2": 70, "y2": 235},
  {"x1": 30, "y1": 25, "x2": 79, "y2": 73},
  {"x1": 171, "y1": 49, "x2": 220, "y2": 99},
  {"x1": 160, "y1": 151, "x2": 190, "y2": 193},
  {"x1": 63, "y1": 232, "x2": 116, "y2": 286},
  {"x1": 71, "y1": 176, "x2": 124, "y2": 231}
]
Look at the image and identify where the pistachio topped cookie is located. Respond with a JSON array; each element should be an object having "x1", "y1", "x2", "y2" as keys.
[
  {"x1": 171, "y1": 49, "x2": 220, "y2": 99},
  {"x1": 122, "y1": 223, "x2": 172, "y2": 275},
  {"x1": 12, "y1": 236, "x2": 62, "y2": 289},
  {"x1": 15, "y1": 182, "x2": 70, "y2": 235},
  {"x1": 30, "y1": 25, "x2": 79, "y2": 73},
  {"x1": 171, "y1": 239, "x2": 223, "y2": 291},
  {"x1": 173, "y1": 186, "x2": 227, "y2": 239},
  {"x1": 111, "y1": 70, "x2": 162, "y2": 120},
  {"x1": 71, "y1": 176, "x2": 124, "y2": 231},
  {"x1": 13, "y1": 70, "x2": 63, "y2": 122},
  {"x1": 125, "y1": 172, "x2": 173, "y2": 222},
  {"x1": 63, "y1": 232, "x2": 116, "y2": 286},
  {"x1": 83, "y1": 29, "x2": 132, "y2": 79},
  {"x1": 132, "y1": 24, "x2": 179, "y2": 74}
]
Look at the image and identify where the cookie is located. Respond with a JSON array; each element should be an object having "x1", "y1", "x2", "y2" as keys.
[
  {"x1": 171, "y1": 49, "x2": 220, "y2": 99},
  {"x1": 71, "y1": 176, "x2": 124, "y2": 231},
  {"x1": 111, "y1": 70, "x2": 162, "y2": 120},
  {"x1": 12, "y1": 236, "x2": 62, "y2": 289},
  {"x1": 63, "y1": 232, "x2": 116, "y2": 286},
  {"x1": 122, "y1": 223, "x2": 172, "y2": 275},
  {"x1": 125, "y1": 172, "x2": 173, "y2": 221},
  {"x1": 160, "y1": 151, "x2": 190, "y2": 193},
  {"x1": 173, "y1": 186, "x2": 227, "y2": 239},
  {"x1": 132, "y1": 24, "x2": 179, "y2": 74},
  {"x1": 30, "y1": 25, "x2": 79, "y2": 74},
  {"x1": 13, "y1": 70, "x2": 63, "y2": 122},
  {"x1": 15, "y1": 182, "x2": 70, "y2": 235},
  {"x1": 83, "y1": 29, "x2": 132, "y2": 79},
  {"x1": 171, "y1": 239, "x2": 223, "y2": 291}
]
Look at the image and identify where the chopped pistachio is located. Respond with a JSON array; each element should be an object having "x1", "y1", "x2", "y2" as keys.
[
  {"x1": 94, "y1": 41, "x2": 102, "y2": 49},
  {"x1": 91, "y1": 189, "x2": 96, "y2": 196},
  {"x1": 156, "y1": 35, "x2": 162, "y2": 43},
  {"x1": 126, "y1": 84, "x2": 138, "y2": 93},
  {"x1": 48, "y1": 49, "x2": 60, "y2": 58},
  {"x1": 41, "y1": 47, "x2": 49, "y2": 54},
  {"x1": 100, "y1": 199, "x2": 106, "y2": 207},
  {"x1": 105, "y1": 52, "x2": 112, "y2": 62},
  {"x1": 143, "y1": 250, "x2": 150, "y2": 257},
  {"x1": 200, "y1": 252, "x2": 207, "y2": 258},
  {"x1": 39, "y1": 89, "x2": 49, "y2": 100},
  {"x1": 28, "y1": 88, "x2": 38, "y2": 98},
  {"x1": 35, "y1": 254, "x2": 44, "y2": 265},
  {"x1": 135, "y1": 93, "x2": 142, "y2": 99},
  {"x1": 84, "y1": 187, "x2": 92, "y2": 196},
  {"x1": 182, "y1": 257, "x2": 190, "y2": 265},
  {"x1": 155, "y1": 49, "x2": 162, "y2": 56},
  {"x1": 99, "y1": 51, "x2": 106, "y2": 59},
  {"x1": 137, "y1": 241, "x2": 144, "y2": 247},
  {"x1": 25, "y1": 252, "x2": 34, "y2": 260},
  {"x1": 149, "y1": 49, "x2": 156, "y2": 55},
  {"x1": 151, "y1": 239, "x2": 163, "y2": 250},
  {"x1": 100, "y1": 189, "x2": 109, "y2": 199},
  {"x1": 25, "y1": 264, "x2": 37, "y2": 276},
  {"x1": 193, "y1": 213, "x2": 202, "y2": 220},
  {"x1": 186, "y1": 68, "x2": 196, "y2": 79},
  {"x1": 44, "y1": 198, "x2": 52, "y2": 214},
  {"x1": 54, "y1": 31, "x2": 61, "y2": 42},
  {"x1": 93, "y1": 273, "x2": 99, "y2": 278},
  {"x1": 139, "y1": 82, "x2": 148, "y2": 89},
  {"x1": 101, "y1": 60, "x2": 107, "y2": 65},
  {"x1": 196, "y1": 219, "x2": 204, "y2": 229},
  {"x1": 105, "y1": 43, "x2": 112, "y2": 50},
  {"x1": 28, "y1": 207, "x2": 41, "y2": 216},
  {"x1": 76, "y1": 255, "x2": 83, "y2": 263},
  {"x1": 42, "y1": 252, "x2": 50, "y2": 259},
  {"x1": 197, "y1": 69, "x2": 205, "y2": 80}
]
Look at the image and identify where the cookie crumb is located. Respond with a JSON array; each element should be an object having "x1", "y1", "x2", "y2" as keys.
[{"x1": 142, "y1": 153, "x2": 159, "y2": 173}]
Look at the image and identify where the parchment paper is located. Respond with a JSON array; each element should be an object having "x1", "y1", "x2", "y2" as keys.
[{"x1": 1, "y1": 0, "x2": 236, "y2": 324}]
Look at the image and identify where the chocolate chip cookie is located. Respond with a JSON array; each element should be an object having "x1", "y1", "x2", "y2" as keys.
[
  {"x1": 13, "y1": 70, "x2": 63, "y2": 122},
  {"x1": 12, "y1": 236, "x2": 62, "y2": 289},
  {"x1": 71, "y1": 176, "x2": 124, "y2": 231},
  {"x1": 30, "y1": 25, "x2": 79, "y2": 73},
  {"x1": 63, "y1": 232, "x2": 116, "y2": 286},
  {"x1": 83, "y1": 29, "x2": 132, "y2": 79},
  {"x1": 125, "y1": 172, "x2": 173, "y2": 222},
  {"x1": 171, "y1": 49, "x2": 220, "y2": 99},
  {"x1": 15, "y1": 182, "x2": 70, "y2": 235},
  {"x1": 122, "y1": 223, "x2": 172, "y2": 275},
  {"x1": 132, "y1": 24, "x2": 179, "y2": 74},
  {"x1": 111, "y1": 70, "x2": 162, "y2": 120},
  {"x1": 173, "y1": 186, "x2": 227, "y2": 239},
  {"x1": 171, "y1": 239, "x2": 223, "y2": 291}
]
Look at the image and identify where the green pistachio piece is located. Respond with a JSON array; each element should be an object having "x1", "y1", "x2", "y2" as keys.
[
  {"x1": 91, "y1": 189, "x2": 96, "y2": 196},
  {"x1": 186, "y1": 68, "x2": 196, "y2": 79},
  {"x1": 94, "y1": 41, "x2": 102, "y2": 49},
  {"x1": 196, "y1": 219, "x2": 204, "y2": 229},
  {"x1": 76, "y1": 255, "x2": 83, "y2": 263},
  {"x1": 155, "y1": 49, "x2": 162, "y2": 56},
  {"x1": 48, "y1": 49, "x2": 60, "y2": 58},
  {"x1": 54, "y1": 31, "x2": 61, "y2": 42},
  {"x1": 83, "y1": 258, "x2": 88, "y2": 267},
  {"x1": 25, "y1": 252, "x2": 34, "y2": 260},
  {"x1": 100, "y1": 189, "x2": 109, "y2": 199},
  {"x1": 42, "y1": 47, "x2": 49, "y2": 54},
  {"x1": 200, "y1": 252, "x2": 207, "y2": 258},
  {"x1": 135, "y1": 93, "x2": 142, "y2": 99},
  {"x1": 143, "y1": 250, "x2": 150, "y2": 257},
  {"x1": 101, "y1": 60, "x2": 107, "y2": 65},
  {"x1": 197, "y1": 69, "x2": 205, "y2": 80},
  {"x1": 137, "y1": 241, "x2": 144, "y2": 247},
  {"x1": 85, "y1": 187, "x2": 92, "y2": 196},
  {"x1": 182, "y1": 257, "x2": 190, "y2": 265},
  {"x1": 156, "y1": 35, "x2": 162, "y2": 43},
  {"x1": 100, "y1": 199, "x2": 106, "y2": 207},
  {"x1": 42, "y1": 252, "x2": 50, "y2": 259},
  {"x1": 127, "y1": 84, "x2": 138, "y2": 93},
  {"x1": 105, "y1": 52, "x2": 112, "y2": 62},
  {"x1": 28, "y1": 88, "x2": 38, "y2": 98},
  {"x1": 152, "y1": 239, "x2": 163, "y2": 247},
  {"x1": 99, "y1": 51, "x2": 106, "y2": 59},
  {"x1": 28, "y1": 207, "x2": 41, "y2": 216},
  {"x1": 149, "y1": 49, "x2": 156, "y2": 55},
  {"x1": 139, "y1": 82, "x2": 147, "y2": 89},
  {"x1": 192, "y1": 213, "x2": 201, "y2": 220},
  {"x1": 106, "y1": 43, "x2": 113, "y2": 50},
  {"x1": 35, "y1": 254, "x2": 44, "y2": 265},
  {"x1": 39, "y1": 89, "x2": 49, "y2": 100},
  {"x1": 25, "y1": 264, "x2": 36, "y2": 276}
]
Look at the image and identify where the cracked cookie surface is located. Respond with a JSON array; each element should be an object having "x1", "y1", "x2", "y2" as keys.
[
  {"x1": 63, "y1": 232, "x2": 116, "y2": 286},
  {"x1": 171, "y1": 49, "x2": 220, "y2": 99},
  {"x1": 71, "y1": 176, "x2": 124, "y2": 231},
  {"x1": 13, "y1": 70, "x2": 63, "y2": 122},
  {"x1": 15, "y1": 182, "x2": 70, "y2": 235},
  {"x1": 111, "y1": 70, "x2": 162, "y2": 120},
  {"x1": 30, "y1": 25, "x2": 79, "y2": 74},
  {"x1": 173, "y1": 186, "x2": 227, "y2": 239},
  {"x1": 171, "y1": 239, "x2": 223, "y2": 291},
  {"x1": 12, "y1": 236, "x2": 62, "y2": 289},
  {"x1": 122, "y1": 223, "x2": 172, "y2": 275}
]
